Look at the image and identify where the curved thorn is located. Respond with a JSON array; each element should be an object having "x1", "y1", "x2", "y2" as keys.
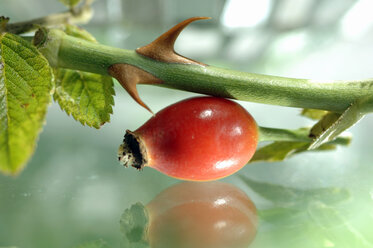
[
  {"x1": 136, "y1": 16, "x2": 211, "y2": 65},
  {"x1": 108, "y1": 64, "x2": 162, "y2": 114}
]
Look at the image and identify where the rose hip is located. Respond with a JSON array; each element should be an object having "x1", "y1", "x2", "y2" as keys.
[{"x1": 118, "y1": 96, "x2": 258, "y2": 181}]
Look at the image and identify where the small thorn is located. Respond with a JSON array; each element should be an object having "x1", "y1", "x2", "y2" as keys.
[
  {"x1": 108, "y1": 64, "x2": 161, "y2": 114},
  {"x1": 136, "y1": 17, "x2": 210, "y2": 65}
]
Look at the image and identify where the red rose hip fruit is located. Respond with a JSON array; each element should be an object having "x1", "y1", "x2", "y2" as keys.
[{"x1": 118, "y1": 96, "x2": 258, "y2": 181}]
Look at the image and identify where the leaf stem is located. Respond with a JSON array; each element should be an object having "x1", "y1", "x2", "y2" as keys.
[{"x1": 35, "y1": 28, "x2": 373, "y2": 113}]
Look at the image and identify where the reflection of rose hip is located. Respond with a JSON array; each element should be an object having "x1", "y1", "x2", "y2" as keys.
[
  {"x1": 118, "y1": 96, "x2": 258, "y2": 181},
  {"x1": 121, "y1": 182, "x2": 258, "y2": 248},
  {"x1": 146, "y1": 182, "x2": 258, "y2": 248}
]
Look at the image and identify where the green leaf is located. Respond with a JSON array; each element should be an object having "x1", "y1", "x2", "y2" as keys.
[
  {"x1": 309, "y1": 112, "x2": 341, "y2": 138},
  {"x1": 251, "y1": 141, "x2": 309, "y2": 162},
  {"x1": 54, "y1": 69, "x2": 114, "y2": 128},
  {"x1": 309, "y1": 102, "x2": 365, "y2": 149},
  {"x1": 54, "y1": 26, "x2": 114, "y2": 128},
  {"x1": 59, "y1": 0, "x2": 81, "y2": 8},
  {"x1": 0, "y1": 33, "x2": 52, "y2": 175},
  {"x1": 301, "y1": 109, "x2": 329, "y2": 120},
  {"x1": 73, "y1": 239, "x2": 111, "y2": 248},
  {"x1": 250, "y1": 140, "x2": 338, "y2": 163}
]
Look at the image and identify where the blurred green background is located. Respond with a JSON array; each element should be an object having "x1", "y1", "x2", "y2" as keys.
[{"x1": 1, "y1": 0, "x2": 373, "y2": 247}]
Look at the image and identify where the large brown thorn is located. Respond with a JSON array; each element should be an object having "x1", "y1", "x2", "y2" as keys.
[
  {"x1": 108, "y1": 64, "x2": 162, "y2": 114},
  {"x1": 136, "y1": 16, "x2": 210, "y2": 65}
]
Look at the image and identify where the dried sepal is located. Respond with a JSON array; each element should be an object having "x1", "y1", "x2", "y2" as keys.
[{"x1": 0, "y1": 16, "x2": 10, "y2": 33}]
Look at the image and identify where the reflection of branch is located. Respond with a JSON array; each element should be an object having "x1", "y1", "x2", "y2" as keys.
[
  {"x1": 5, "y1": 1, "x2": 93, "y2": 34},
  {"x1": 240, "y1": 176, "x2": 372, "y2": 248}
]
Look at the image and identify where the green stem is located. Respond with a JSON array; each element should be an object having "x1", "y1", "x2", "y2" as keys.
[{"x1": 35, "y1": 28, "x2": 373, "y2": 113}]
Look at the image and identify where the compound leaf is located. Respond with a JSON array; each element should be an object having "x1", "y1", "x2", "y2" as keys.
[{"x1": 0, "y1": 33, "x2": 52, "y2": 175}]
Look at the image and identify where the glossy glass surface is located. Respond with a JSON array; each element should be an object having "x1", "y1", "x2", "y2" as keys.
[{"x1": 1, "y1": 0, "x2": 373, "y2": 247}]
